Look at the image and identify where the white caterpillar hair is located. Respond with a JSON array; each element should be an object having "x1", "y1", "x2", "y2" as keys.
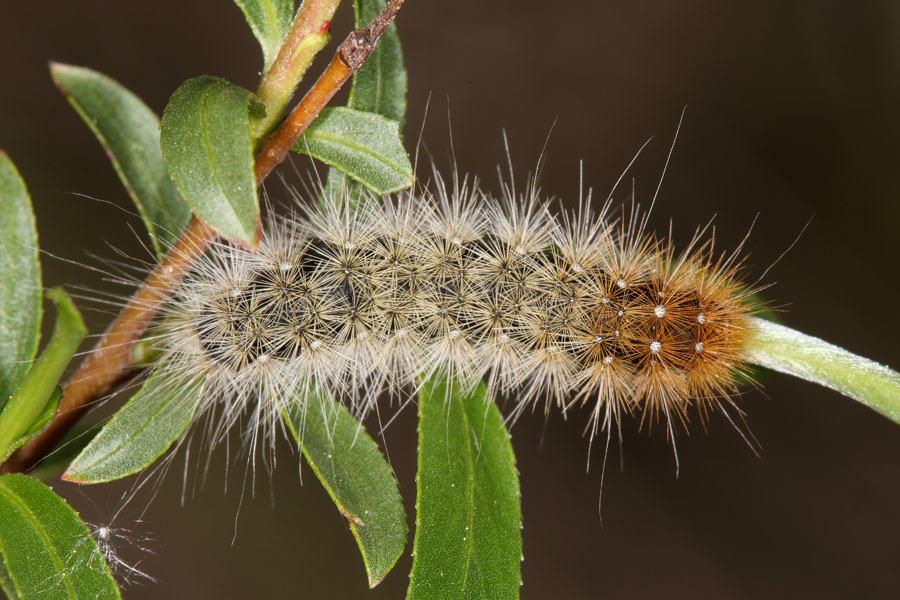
[{"x1": 139, "y1": 163, "x2": 758, "y2": 459}]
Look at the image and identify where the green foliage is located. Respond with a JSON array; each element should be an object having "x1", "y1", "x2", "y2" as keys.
[
  {"x1": 51, "y1": 63, "x2": 191, "y2": 257},
  {"x1": 294, "y1": 107, "x2": 413, "y2": 195},
  {"x1": 232, "y1": 0, "x2": 296, "y2": 72},
  {"x1": 0, "y1": 474, "x2": 120, "y2": 599},
  {"x1": 0, "y1": 3, "x2": 528, "y2": 597},
  {"x1": 0, "y1": 151, "x2": 41, "y2": 413},
  {"x1": 64, "y1": 369, "x2": 204, "y2": 484},
  {"x1": 283, "y1": 389, "x2": 408, "y2": 587},
  {"x1": 408, "y1": 376, "x2": 522, "y2": 600},
  {"x1": 160, "y1": 76, "x2": 264, "y2": 247},
  {"x1": 349, "y1": 0, "x2": 407, "y2": 124},
  {"x1": 324, "y1": 0, "x2": 408, "y2": 197},
  {"x1": 0, "y1": 289, "x2": 86, "y2": 463}
]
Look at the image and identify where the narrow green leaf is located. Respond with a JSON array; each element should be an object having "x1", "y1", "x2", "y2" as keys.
[
  {"x1": 0, "y1": 474, "x2": 121, "y2": 599},
  {"x1": 160, "y1": 76, "x2": 264, "y2": 247},
  {"x1": 743, "y1": 316, "x2": 900, "y2": 424},
  {"x1": 63, "y1": 369, "x2": 204, "y2": 484},
  {"x1": 408, "y1": 376, "x2": 522, "y2": 600},
  {"x1": 232, "y1": 0, "x2": 295, "y2": 72},
  {"x1": 324, "y1": 0, "x2": 409, "y2": 200},
  {"x1": 294, "y1": 107, "x2": 413, "y2": 195},
  {"x1": 0, "y1": 289, "x2": 85, "y2": 463},
  {"x1": 349, "y1": 0, "x2": 407, "y2": 124},
  {"x1": 51, "y1": 63, "x2": 191, "y2": 257},
  {"x1": 0, "y1": 151, "x2": 41, "y2": 413},
  {"x1": 283, "y1": 388, "x2": 407, "y2": 587},
  {"x1": 2, "y1": 388, "x2": 61, "y2": 464}
]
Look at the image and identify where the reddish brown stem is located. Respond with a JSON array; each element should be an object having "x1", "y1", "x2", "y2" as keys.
[
  {"x1": 2, "y1": 0, "x2": 405, "y2": 475},
  {"x1": 2, "y1": 216, "x2": 214, "y2": 473},
  {"x1": 255, "y1": 0, "x2": 405, "y2": 182}
]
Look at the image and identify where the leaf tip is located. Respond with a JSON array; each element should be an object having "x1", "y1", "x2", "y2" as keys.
[
  {"x1": 368, "y1": 572, "x2": 387, "y2": 588},
  {"x1": 59, "y1": 470, "x2": 85, "y2": 484},
  {"x1": 48, "y1": 61, "x2": 72, "y2": 88}
]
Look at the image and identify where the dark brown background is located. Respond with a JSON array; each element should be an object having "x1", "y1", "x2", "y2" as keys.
[{"x1": 3, "y1": 1, "x2": 900, "y2": 598}]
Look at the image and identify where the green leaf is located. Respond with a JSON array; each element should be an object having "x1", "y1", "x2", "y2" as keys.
[
  {"x1": 324, "y1": 0, "x2": 409, "y2": 200},
  {"x1": 0, "y1": 151, "x2": 41, "y2": 413},
  {"x1": 0, "y1": 289, "x2": 85, "y2": 463},
  {"x1": 2, "y1": 388, "x2": 61, "y2": 465},
  {"x1": 51, "y1": 63, "x2": 191, "y2": 257},
  {"x1": 743, "y1": 316, "x2": 900, "y2": 425},
  {"x1": 408, "y1": 376, "x2": 522, "y2": 600},
  {"x1": 293, "y1": 107, "x2": 413, "y2": 195},
  {"x1": 160, "y1": 76, "x2": 264, "y2": 247},
  {"x1": 232, "y1": 0, "x2": 295, "y2": 72},
  {"x1": 0, "y1": 474, "x2": 121, "y2": 599},
  {"x1": 63, "y1": 369, "x2": 204, "y2": 484},
  {"x1": 349, "y1": 0, "x2": 407, "y2": 124},
  {"x1": 283, "y1": 388, "x2": 407, "y2": 587}
]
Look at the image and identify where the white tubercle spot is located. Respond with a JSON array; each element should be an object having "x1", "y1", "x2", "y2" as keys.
[
  {"x1": 257, "y1": 354, "x2": 270, "y2": 363},
  {"x1": 594, "y1": 335, "x2": 603, "y2": 344},
  {"x1": 572, "y1": 263, "x2": 583, "y2": 273},
  {"x1": 357, "y1": 330, "x2": 368, "y2": 340},
  {"x1": 695, "y1": 342, "x2": 705, "y2": 353},
  {"x1": 697, "y1": 312, "x2": 707, "y2": 324},
  {"x1": 649, "y1": 341, "x2": 662, "y2": 355},
  {"x1": 310, "y1": 340, "x2": 322, "y2": 350},
  {"x1": 498, "y1": 333, "x2": 510, "y2": 343},
  {"x1": 343, "y1": 240, "x2": 356, "y2": 250},
  {"x1": 280, "y1": 262, "x2": 293, "y2": 272},
  {"x1": 395, "y1": 328, "x2": 407, "y2": 339},
  {"x1": 229, "y1": 288, "x2": 242, "y2": 298},
  {"x1": 654, "y1": 305, "x2": 666, "y2": 318},
  {"x1": 616, "y1": 278, "x2": 627, "y2": 289},
  {"x1": 548, "y1": 345, "x2": 560, "y2": 354},
  {"x1": 603, "y1": 355, "x2": 614, "y2": 365},
  {"x1": 449, "y1": 329, "x2": 461, "y2": 339},
  {"x1": 617, "y1": 310, "x2": 624, "y2": 317},
  {"x1": 514, "y1": 245, "x2": 526, "y2": 255},
  {"x1": 450, "y1": 236, "x2": 463, "y2": 246}
]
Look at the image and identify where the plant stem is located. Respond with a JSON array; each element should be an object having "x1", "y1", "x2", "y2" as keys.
[
  {"x1": 1, "y1": 217, "x2": 213, "y2": 473},
  {"x1": 253, "y1": 0, "x2": 342, "y2": 141},
  {"x1": 255, "y1": 0, "x2": 405, "y2": 182},
  {"x1": 742, "y1": 316, "x2": 900, "y2": 424},
  {"x1": 1, "y1": 0, "x2": 406, "y2": 475}
]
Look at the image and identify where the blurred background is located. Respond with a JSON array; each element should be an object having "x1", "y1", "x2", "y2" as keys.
[{"x1": 3, "y1": 1, "x2": 900, "y2": 598}]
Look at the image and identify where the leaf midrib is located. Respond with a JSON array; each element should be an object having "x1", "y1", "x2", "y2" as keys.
[
  {"x1": 456, "y1": 389, "x2": 477, "y2": 598},
  {"x1": 306, "y1": 128, "x2": 408, "y2": 177}
]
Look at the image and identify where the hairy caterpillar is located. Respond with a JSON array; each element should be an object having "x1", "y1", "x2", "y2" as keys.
[{"x1": 144, "y1": 166, "x2": 760, "y2": 454}]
